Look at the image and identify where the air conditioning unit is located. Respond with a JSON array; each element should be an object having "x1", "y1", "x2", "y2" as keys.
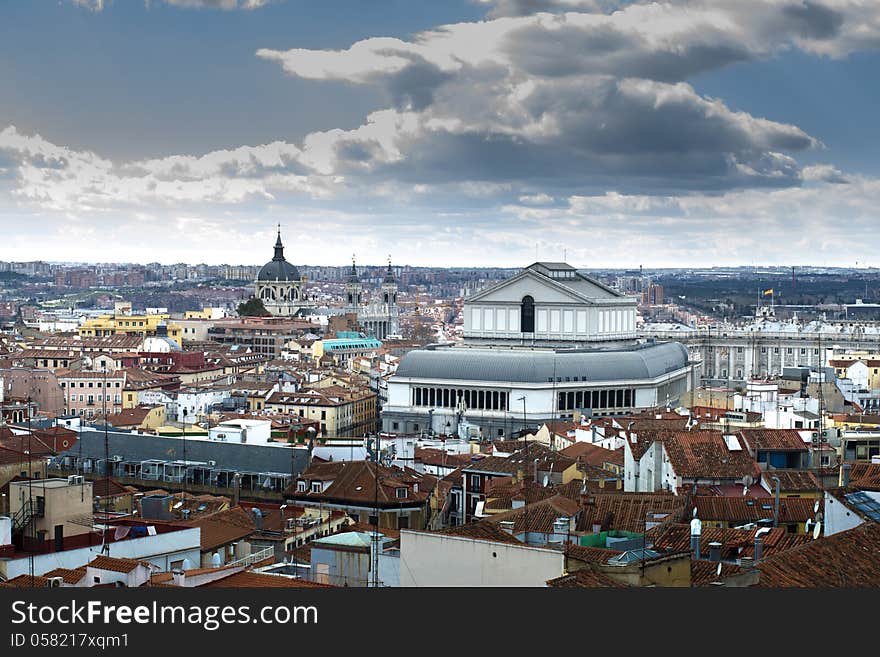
[
  {"x1": 67, "y1": 475, "x2": 83, "y2": 485},
  {"x1": 47, "y1": 577, "x2": 63, "y2": 588},
  {"x1": 112, "y1": 455, "x2": 123, "y2": 462}
]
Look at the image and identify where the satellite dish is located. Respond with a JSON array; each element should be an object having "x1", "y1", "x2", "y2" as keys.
[
  {"x1": 716, "y1": 562, "x2": 722, "y2": 577},
  {"x1": 542, "y1": 475, "x2": 549, "y2": 487},
  {"x1": 742, "y1": 486, "x2": 749, "y2": 497},
  {"x1": 813, "y1": 500, "x2": 820, "y2": 514},
  {"x1": 812, "y1": 522, "x2": 822, "y2": 540},
  {"x1": 804, "y1": 520, "x2": 813, "y2": 533},
  {"x1": 692, "y1": 507, "x2": 698, "y2": 518},
  {"x1": 173, "y1": 501, "x2": 184, "y2": 509}
]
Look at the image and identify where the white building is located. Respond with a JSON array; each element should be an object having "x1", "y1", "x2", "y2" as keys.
[
  {"x1": 208, "y1": 419, "x2": 273, "y2": 444},
  {"x1": 398, "y1": 529, "x2": 564, "y2": 587},
  {"x1": 382, "y1": 262, "x2": 697, "y2": 438}
]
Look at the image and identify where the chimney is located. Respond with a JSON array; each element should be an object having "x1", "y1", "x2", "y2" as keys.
[
  {"x1": 499, "y1": 520, "x2": 515, "y2": 535},
  {"x1": 251, "y1": 507, "x2": 263, "y2": 531},
  {"x1": 754, "y1": 536, "x2": 763, "y2": 562},
  {"x1": 839, "y1": 462, "x2": 851, "y2": 488},
  {"x1": 708, "y1": 541, "x2": 722, "y2": 563},
  {"x1": 172, "y1": 569, "x2": 186, "y2": 587},
  {"x1": 690, "y1": 517, "x2": 702, "y2": 560}
]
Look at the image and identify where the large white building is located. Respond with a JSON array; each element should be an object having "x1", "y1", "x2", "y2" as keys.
[{"x1": 382, "y1": 262, "x2": 698, "y2": 438}]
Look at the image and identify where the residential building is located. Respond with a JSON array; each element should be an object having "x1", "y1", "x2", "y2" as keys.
[{"x1": 286, "y1": 461, "x2": 438, "y2": 531}]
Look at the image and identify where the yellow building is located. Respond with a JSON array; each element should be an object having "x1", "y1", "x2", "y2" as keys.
[
  {"x1": 265, "y1": 386, "x2": 377, "y2": 438},
  {"x1": 79, "y1": 311, "x2": 182, "y2": 341},
  {"x1": 828, "y1": 351, "x2": 880, "y2": 390}
]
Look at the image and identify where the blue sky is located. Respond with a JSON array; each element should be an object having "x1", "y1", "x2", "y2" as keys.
[{"x1": 2, "y1": 0, "x2": 880, "y2": 268}]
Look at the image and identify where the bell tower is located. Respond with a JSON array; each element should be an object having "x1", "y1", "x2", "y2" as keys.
[{"x1": 345, "y1": 255, "x2": 362, "y2": 311}]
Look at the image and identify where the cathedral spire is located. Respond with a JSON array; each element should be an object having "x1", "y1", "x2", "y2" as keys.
[
  {"x1": 347, "y1": 254, "x2": 359, "y2": 282},
  {"x1": 273, "y1": 225, "x2": 285, "y2": 262},
  {"x1": 384, "y1": 255, "x2": 396, "y2": 284}
]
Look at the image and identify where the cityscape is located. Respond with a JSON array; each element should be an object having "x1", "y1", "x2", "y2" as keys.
[{"x1": 2, "y1": 0, "x2": 880, "y2": 594}]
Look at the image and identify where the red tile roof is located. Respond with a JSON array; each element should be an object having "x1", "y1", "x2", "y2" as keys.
[
  {"x1": 546, "y1": 569, "x2": 625, "y2": 588},
  {"x1": 649, "y1": 523, "x2": 811, "y2": 560},
  {"x1": 288, "y1": 460, "x2": 437, "y2": 508},
  {"x1": 756, "y1": 522, "x2": 880, "y2": 587},
  {"x1": 201, "y1": 571, "x2": 333, "y2": 588},
  {"x1": 42, "y1": 567, "x2": 87, "y2": 584},
  {"x1": 661, "y1": 430, "x2": 762, "y2": 480},
  {"x1": 484, "y1": 495, "x2": 581, "y2": 534},
  {"x1": 579, "y1": 492, "x2": 687, "y2": 534},
  {"x1": 739, "y1": 429, "x2": 808, "y2": 452},
  {"x1": 88, "y1": 556, "x2": 151, "y2": 574},
  {"x1": 560, "y1": 442, "x2": 623, "y2": 467},
  {"x1": 693, "y1": 496, "x2": 818, "y2": 524},
  {"x1": 183, "y1": 506, "x2": 256, "y2": 551}
]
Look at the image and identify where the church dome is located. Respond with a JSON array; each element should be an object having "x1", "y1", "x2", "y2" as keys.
[{"x1": 258, "y1": 231, "x2": 301, "y2": 282}]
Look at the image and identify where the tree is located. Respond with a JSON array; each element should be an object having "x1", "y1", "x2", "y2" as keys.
[{"x1": 237, "y1": 297, "x2": 270, "y2": 317}]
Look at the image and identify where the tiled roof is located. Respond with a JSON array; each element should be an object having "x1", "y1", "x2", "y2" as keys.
[
  {"x1": 413, "y1": 447, "x2": 472, "y2": 469},
  {"x1": 560, "y1": 442, "x2": 623, "y2": 467},
  {"x1": 288, "y1": 460, "x2": 437, "y2": 507},
  {"x1": 429, "y1": 522, "x2": 524, "y2": 546},
  {"x1": 42, "y1": 567, "x2": 87, "y2": 584},
  {"x1": 756, "y1": 522, "x2": 880, "y2": 587},
  {"x1": 690, "y1": 560, "x2": 747, "y2": 587},
  {"x1": 0, "y1": 574, "x2": 51, "y2": 588},
  {"x1": 661, "y1": 430, "x2": 762, "y2": 480},
  {"x1": 201, "y1": 571, "x2": 334, "y2": 588},
  {"x1": 693, "y1": 496, "x2": 818, "y2": 524},
  {"x1": 579, "y1": 492, "x2": 687, "y2": 534},
  {"x1": 484, "y1": 495, "x2": 581, "y2": 534},
  {"x1": 101, "y1": 406, "x2": 161, "y2": 427},
  {"x1": 739, "y1": 429, "x2": 808, "y2": 452},
  {"x1": 762, "y1": 469, "x2": 820, "y2": 493},
  {"x1": 464, "y1": 442, "x2": 574, "y2": 476},
  {"x1": 92, "y1": 477, "x2": 134, "y2": 498},
  {"x1": 649, "y1": 523, "x2": 811, "y2": 560},
  {"x1": 88, "y1": 556, "x2": 151, "y2": 573},
  {"x1": 183, "y1": 506, "x2": 256, "y2": 551},
  {"x1": 546, "y1": 569, "x2": 625, "y2": 588},
  {"x1": 564, "y1": 544, "x2": 623, "y2": 564}
]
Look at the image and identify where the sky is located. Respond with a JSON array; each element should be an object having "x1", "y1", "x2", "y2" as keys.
[{"x1": 2, "y1": 0, "x2": 880, "y2": 269}]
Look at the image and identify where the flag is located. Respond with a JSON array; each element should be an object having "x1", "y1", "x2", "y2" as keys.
[{"x1": 763, "y1": 288, "x2": 773, "y2": 296}]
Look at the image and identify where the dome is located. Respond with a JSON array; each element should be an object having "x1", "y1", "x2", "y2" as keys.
[{"x1": 257, "y1": 231, "x2": 301, "y2": 282}]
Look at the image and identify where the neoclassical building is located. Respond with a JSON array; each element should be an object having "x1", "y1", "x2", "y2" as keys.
[
  {"x1": 382, "y1": 262, "x2": 699, "y2": 438},
  {"x1": 344, "y1": 257, "x2": 400, "y2": 339},
  {"x1": 255, "y1": 230, "x2": 315, "y2": 317}
]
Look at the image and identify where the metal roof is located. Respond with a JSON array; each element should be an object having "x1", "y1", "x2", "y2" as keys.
[
  {"x1": 57, "y1": 428, "x2": 309, "y2": 476},
  {"x1": 394, "y1": 341, "x2": 690, "y2": 384}
]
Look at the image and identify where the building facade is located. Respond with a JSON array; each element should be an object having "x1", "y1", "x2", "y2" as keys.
[
  {"x1": 255, "y1": 230, "x2": 315, "y2": 318},
  {"x1": 382, "y1": 262, "x2": 698, "y2": 438},
  {"x1": 344, "y1": 258, "x2": 400, "y2": 339}
]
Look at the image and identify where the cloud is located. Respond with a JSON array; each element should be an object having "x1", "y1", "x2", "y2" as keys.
[
  {"x1": 253, "y1": 1, "x2": 880, "y2": 196},
  {"x1": 71, "y1": 0, "x2": 275, "y2": 11}
]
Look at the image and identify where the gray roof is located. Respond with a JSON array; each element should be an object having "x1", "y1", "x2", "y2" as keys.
[
  {"x1": 394, "y1": 342, "x2": 690, "y2": 384},
  {"x1": 58, "y1": 429, "x2": 309, "y2": 475},
  {"x1": 258, "y1": 232, "x2": 301, "y2": 282}
]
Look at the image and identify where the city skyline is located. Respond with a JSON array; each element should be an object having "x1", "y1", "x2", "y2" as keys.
[{"x1": 3, "y1": 1, "x2": 880, "y2": 267}]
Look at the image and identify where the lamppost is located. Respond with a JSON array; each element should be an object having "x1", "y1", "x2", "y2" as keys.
[
  {"x1": 181, "y1": 407, "x2": 188, "y2": 500},
  {"x1": 279, "y1": 503, "x2": 288, "y2": 561}
]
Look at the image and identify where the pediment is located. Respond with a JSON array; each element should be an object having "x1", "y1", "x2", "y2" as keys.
[{"x1": 467, "y1": 270, "x2": 597, "y2": 305}]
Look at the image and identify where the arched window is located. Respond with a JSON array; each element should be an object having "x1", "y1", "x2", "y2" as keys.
[{"x1": 521, "y1": 296, "x2": 535, "y2": 333}]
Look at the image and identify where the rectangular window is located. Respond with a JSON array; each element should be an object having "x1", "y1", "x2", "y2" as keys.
[
  {"x1": 297, "y1": 481, "x2": 307, "y2": 492},
  {"x1": 311, "y1": 481, "x2": 322, "y2": 493},
  {"x1": 469, "y1": 474, "x2": 481, "y2": 489}
]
